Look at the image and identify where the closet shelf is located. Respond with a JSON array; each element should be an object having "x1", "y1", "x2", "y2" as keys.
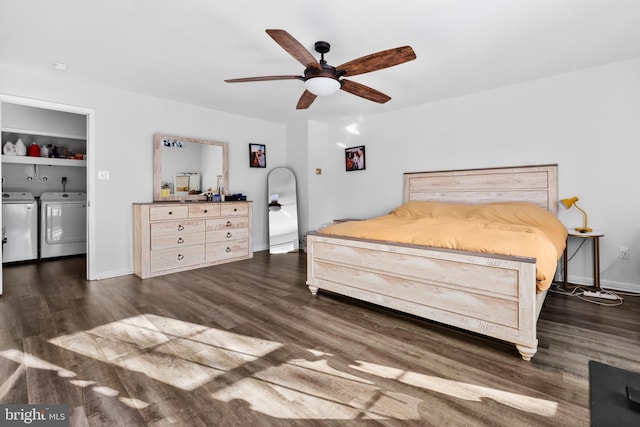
[
  {"x1": 2, "y1": 127, "x2": 86, "y2": 141},
  {"x1": 1, "y1": 155, "x2": 86, "y2": 167}
]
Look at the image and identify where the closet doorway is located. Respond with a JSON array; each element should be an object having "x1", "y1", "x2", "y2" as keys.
[{"x1": 0, "y1": 94, "x2": 95, "y2": 294}]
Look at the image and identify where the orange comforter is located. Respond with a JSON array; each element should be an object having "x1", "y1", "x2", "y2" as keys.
[{"x1": 318, "y1": 201, "x2": 568, "y2": 292}]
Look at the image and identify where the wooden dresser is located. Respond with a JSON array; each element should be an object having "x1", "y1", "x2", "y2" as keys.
[{"x1": 133, "y1": 201, "x2": 252, "y2": 278}]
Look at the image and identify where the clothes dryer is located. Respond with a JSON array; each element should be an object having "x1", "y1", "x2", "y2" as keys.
[
  {"x1": 2, "y1": 192, "x2": 38, "y2": 262},
  {"x1": 39, "y1": 192, "x2": 86, "y2": 259}
]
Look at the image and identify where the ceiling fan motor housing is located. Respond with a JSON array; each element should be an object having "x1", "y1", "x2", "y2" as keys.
[{"x1": 304, "y1": 63, "x2": 344, "y2": 82}]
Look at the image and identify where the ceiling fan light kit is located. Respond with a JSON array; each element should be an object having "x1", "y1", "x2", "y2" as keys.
[
  {"x1": 225, "y1": 29, "x2": 416, "y2": 109},
  {"x1": 304, "y1": 77, "x2": 341, "y2": 96}
]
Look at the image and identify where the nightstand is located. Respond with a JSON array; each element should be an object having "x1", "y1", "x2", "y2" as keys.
[{"x1": 562, "y1": 230, "x2": 604, "y2": 291}]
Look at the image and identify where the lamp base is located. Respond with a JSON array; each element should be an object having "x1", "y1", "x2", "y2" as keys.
[{"x1": 575, "y1": 227, "x2": 593, "y2": 233}]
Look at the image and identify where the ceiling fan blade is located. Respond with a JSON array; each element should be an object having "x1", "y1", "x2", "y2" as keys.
[
  {"x1": 296, "y1": 90, "x2": 317, "y2": 109},
  {"x1": 225, "y1": 75, "x2": 303, "y2": 83},
  {"x1": 266, "y1": 29, "x2": 320, "y2": 70},
  {"x1": 340, "y1": 79, "x2": 391, "y2": 104},
  {"x1": 337, "y1": 46, "x2": 416, "y2": 77}
]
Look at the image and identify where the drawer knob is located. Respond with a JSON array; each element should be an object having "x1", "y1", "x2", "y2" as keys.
[
  {"x1": 226, "y1": 221, "x2": 232, "y2": 227},
  {"x1": 234, "y1": 208, "x2": 238, "y2": 212},
  {"x1": 177, "y1": 237, "x2": 184, "y2": 244},
  {"x1": 168, "y1": 211, "x2": 173, "y2": 215},
  {"x1": 177, "y1": 224, "x2": 184, "y2": 231},
  {"x1": 204, "y1": 209, "x2": 208, "y2": 213},
  {"x1": 226, "y1": 232, "x2": 232, "y2": 238},
  {"x1": 225, "y1": 247, "x2": 231, "y2": 253},
  {"x1": 177, "y1": 254, "x2": 184, "y2": 260}
]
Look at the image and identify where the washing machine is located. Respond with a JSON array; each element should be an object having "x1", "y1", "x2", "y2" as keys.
[
  {"x1": 39, "y1": 192, "x2": 87, "y2": 259},
  {"x1": 2, "y1": 192, "x2": 38, "y2": 263}
]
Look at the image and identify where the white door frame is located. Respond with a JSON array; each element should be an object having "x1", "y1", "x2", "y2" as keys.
[{"x1": 0, "y1": 94, "x2": 96, "y2": 293}]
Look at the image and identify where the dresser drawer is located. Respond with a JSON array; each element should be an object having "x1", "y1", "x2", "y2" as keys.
[
  {"x1": 206, "y1": 228, "x2": 249, "y2": 243},
  {"x1": 188, "y1": 204, "x2": 221, "y2": 218},
  {"x1": 206, "y1": 240, "x2": 249, "y2": 262},
  {"x1": 151, "y1": 219, "x2": 205, "y2": 237},
  {"x1": 150, "y1": 245, "x2": 205, "y2": 272},
  {"x1": 221, "y1": 203, "x2": 249, "y2": 216},
  {"x1": 206, "y1": 216, "x2": 249, "y2": 231},
  {"x1": 151, "y1": 232, "x2": 206, "y2": 250},
  {"x1": 149, "y1": 205, "x2": 189, "y2": 221}
]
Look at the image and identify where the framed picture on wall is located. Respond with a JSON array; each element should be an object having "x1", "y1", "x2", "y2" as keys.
[
  {"x1": 249, "y1": 143, "x2": 266, "y2": 168},
  {"x1": 345, "y1": 145, "x2": 366, "y2": 171}
]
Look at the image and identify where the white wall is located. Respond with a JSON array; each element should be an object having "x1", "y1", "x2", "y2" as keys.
[
  {"x1": 284, "y1": 121, "x2": 308, "y2": 241},
  {"x1": 311, "y1": 58, "x2": 640, "y2": 292},
  {"x1": 0, "y1": 62, "x2": 286, "y2": 278},
  {"x1": 285, "y1": 120, "x2": 333, "y2": 240}
]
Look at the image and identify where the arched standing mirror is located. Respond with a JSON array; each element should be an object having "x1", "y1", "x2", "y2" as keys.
[
  {"x1": 267, "y1": 167, "x2": 299, "y2": 254},
  {"x1": 153, "y1": 134, "x2": 228, "y2": 201}
]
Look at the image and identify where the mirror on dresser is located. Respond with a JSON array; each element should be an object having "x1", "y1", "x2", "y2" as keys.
[{"x1": 153, "y1": 133, "x2": 228, "y2": 201}]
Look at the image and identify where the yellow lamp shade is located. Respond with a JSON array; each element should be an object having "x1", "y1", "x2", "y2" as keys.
[
  {"x1": 560, "y1": 196, "x2": 579, "y2": 209},
  {"x1": 560, "y1": 196, "x2": 592, "y2": 233}
]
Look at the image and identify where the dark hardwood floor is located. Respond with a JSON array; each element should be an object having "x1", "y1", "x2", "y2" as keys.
[{"x1": 1, "y1": 252, "x2": 639, "y2": 426}]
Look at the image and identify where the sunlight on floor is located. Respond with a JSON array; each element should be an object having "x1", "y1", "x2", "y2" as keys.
[
  {"x1": 0, "y1": 349, "x2": 149, "y2": 409},
  {"x1": 350, "y1": 360, "x2": 558, "y2": 416},
  {"x1": 209, "y1": 357, "x2": 423, "y2": 419},
  {"x1": 28, "y1": 313, "x2": 559, "y2": 420},
  {"x1": 0, "y1": 348, "x2": 76, "y2": 378},
  {"x1": 48, "y1": 314, "x2": 283, "y2": 391}
]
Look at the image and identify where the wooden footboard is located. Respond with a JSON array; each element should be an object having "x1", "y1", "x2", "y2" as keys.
[{"x1": 306, "y1": 233, "x2": 544, "y2": 361}]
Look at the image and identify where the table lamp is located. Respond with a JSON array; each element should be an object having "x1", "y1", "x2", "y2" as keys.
[{"x1": 560, "y1": 196, "x2": 592, "y2": 233}]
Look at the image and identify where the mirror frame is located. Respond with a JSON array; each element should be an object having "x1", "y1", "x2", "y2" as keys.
[{"x1": 153, "y1": 133, "x2": 228, "y2": 201}]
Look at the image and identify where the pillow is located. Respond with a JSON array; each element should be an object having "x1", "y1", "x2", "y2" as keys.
[{"x1": 390, "y1": 201, "x2": 473, "y2": 219}]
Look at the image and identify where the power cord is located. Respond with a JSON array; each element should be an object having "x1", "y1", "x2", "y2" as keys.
[
  {"x1": 606, "y1": 288, "x2": 640, "y2": 297},
  {"x1": 548, "y1": 283, "x2": 623, "y2": 306}
]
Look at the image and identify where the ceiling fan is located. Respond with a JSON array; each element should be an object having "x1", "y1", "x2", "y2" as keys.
[{"x1": 225, "y1": 29, "x2": 416, "y2": 110}]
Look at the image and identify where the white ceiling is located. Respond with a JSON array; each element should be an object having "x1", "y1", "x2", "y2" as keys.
[{"x1": 2, "y1": 0, "x2": 640, "y2": 124}]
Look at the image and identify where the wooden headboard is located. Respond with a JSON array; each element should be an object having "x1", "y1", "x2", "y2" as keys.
[{"x1": 403, "y1": 164, "x2": 558, "y2": 215}]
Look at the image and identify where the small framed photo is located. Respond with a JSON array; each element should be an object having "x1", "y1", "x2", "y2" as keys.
[
  {"x1": 345, "y1": 145, "x2": 366, "y2": 171},
  {"x1": 249, "y1": 143, "x2": 266, "y2": 168}
]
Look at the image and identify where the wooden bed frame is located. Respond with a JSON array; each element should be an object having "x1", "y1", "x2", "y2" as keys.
[{"x1": 306, "y1": 164, "x2": 559, "y2": 361}]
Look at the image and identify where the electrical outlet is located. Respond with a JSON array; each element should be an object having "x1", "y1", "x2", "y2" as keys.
[{"x1": 619, "y1": 246, "x2": 629, "y2": 260}]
